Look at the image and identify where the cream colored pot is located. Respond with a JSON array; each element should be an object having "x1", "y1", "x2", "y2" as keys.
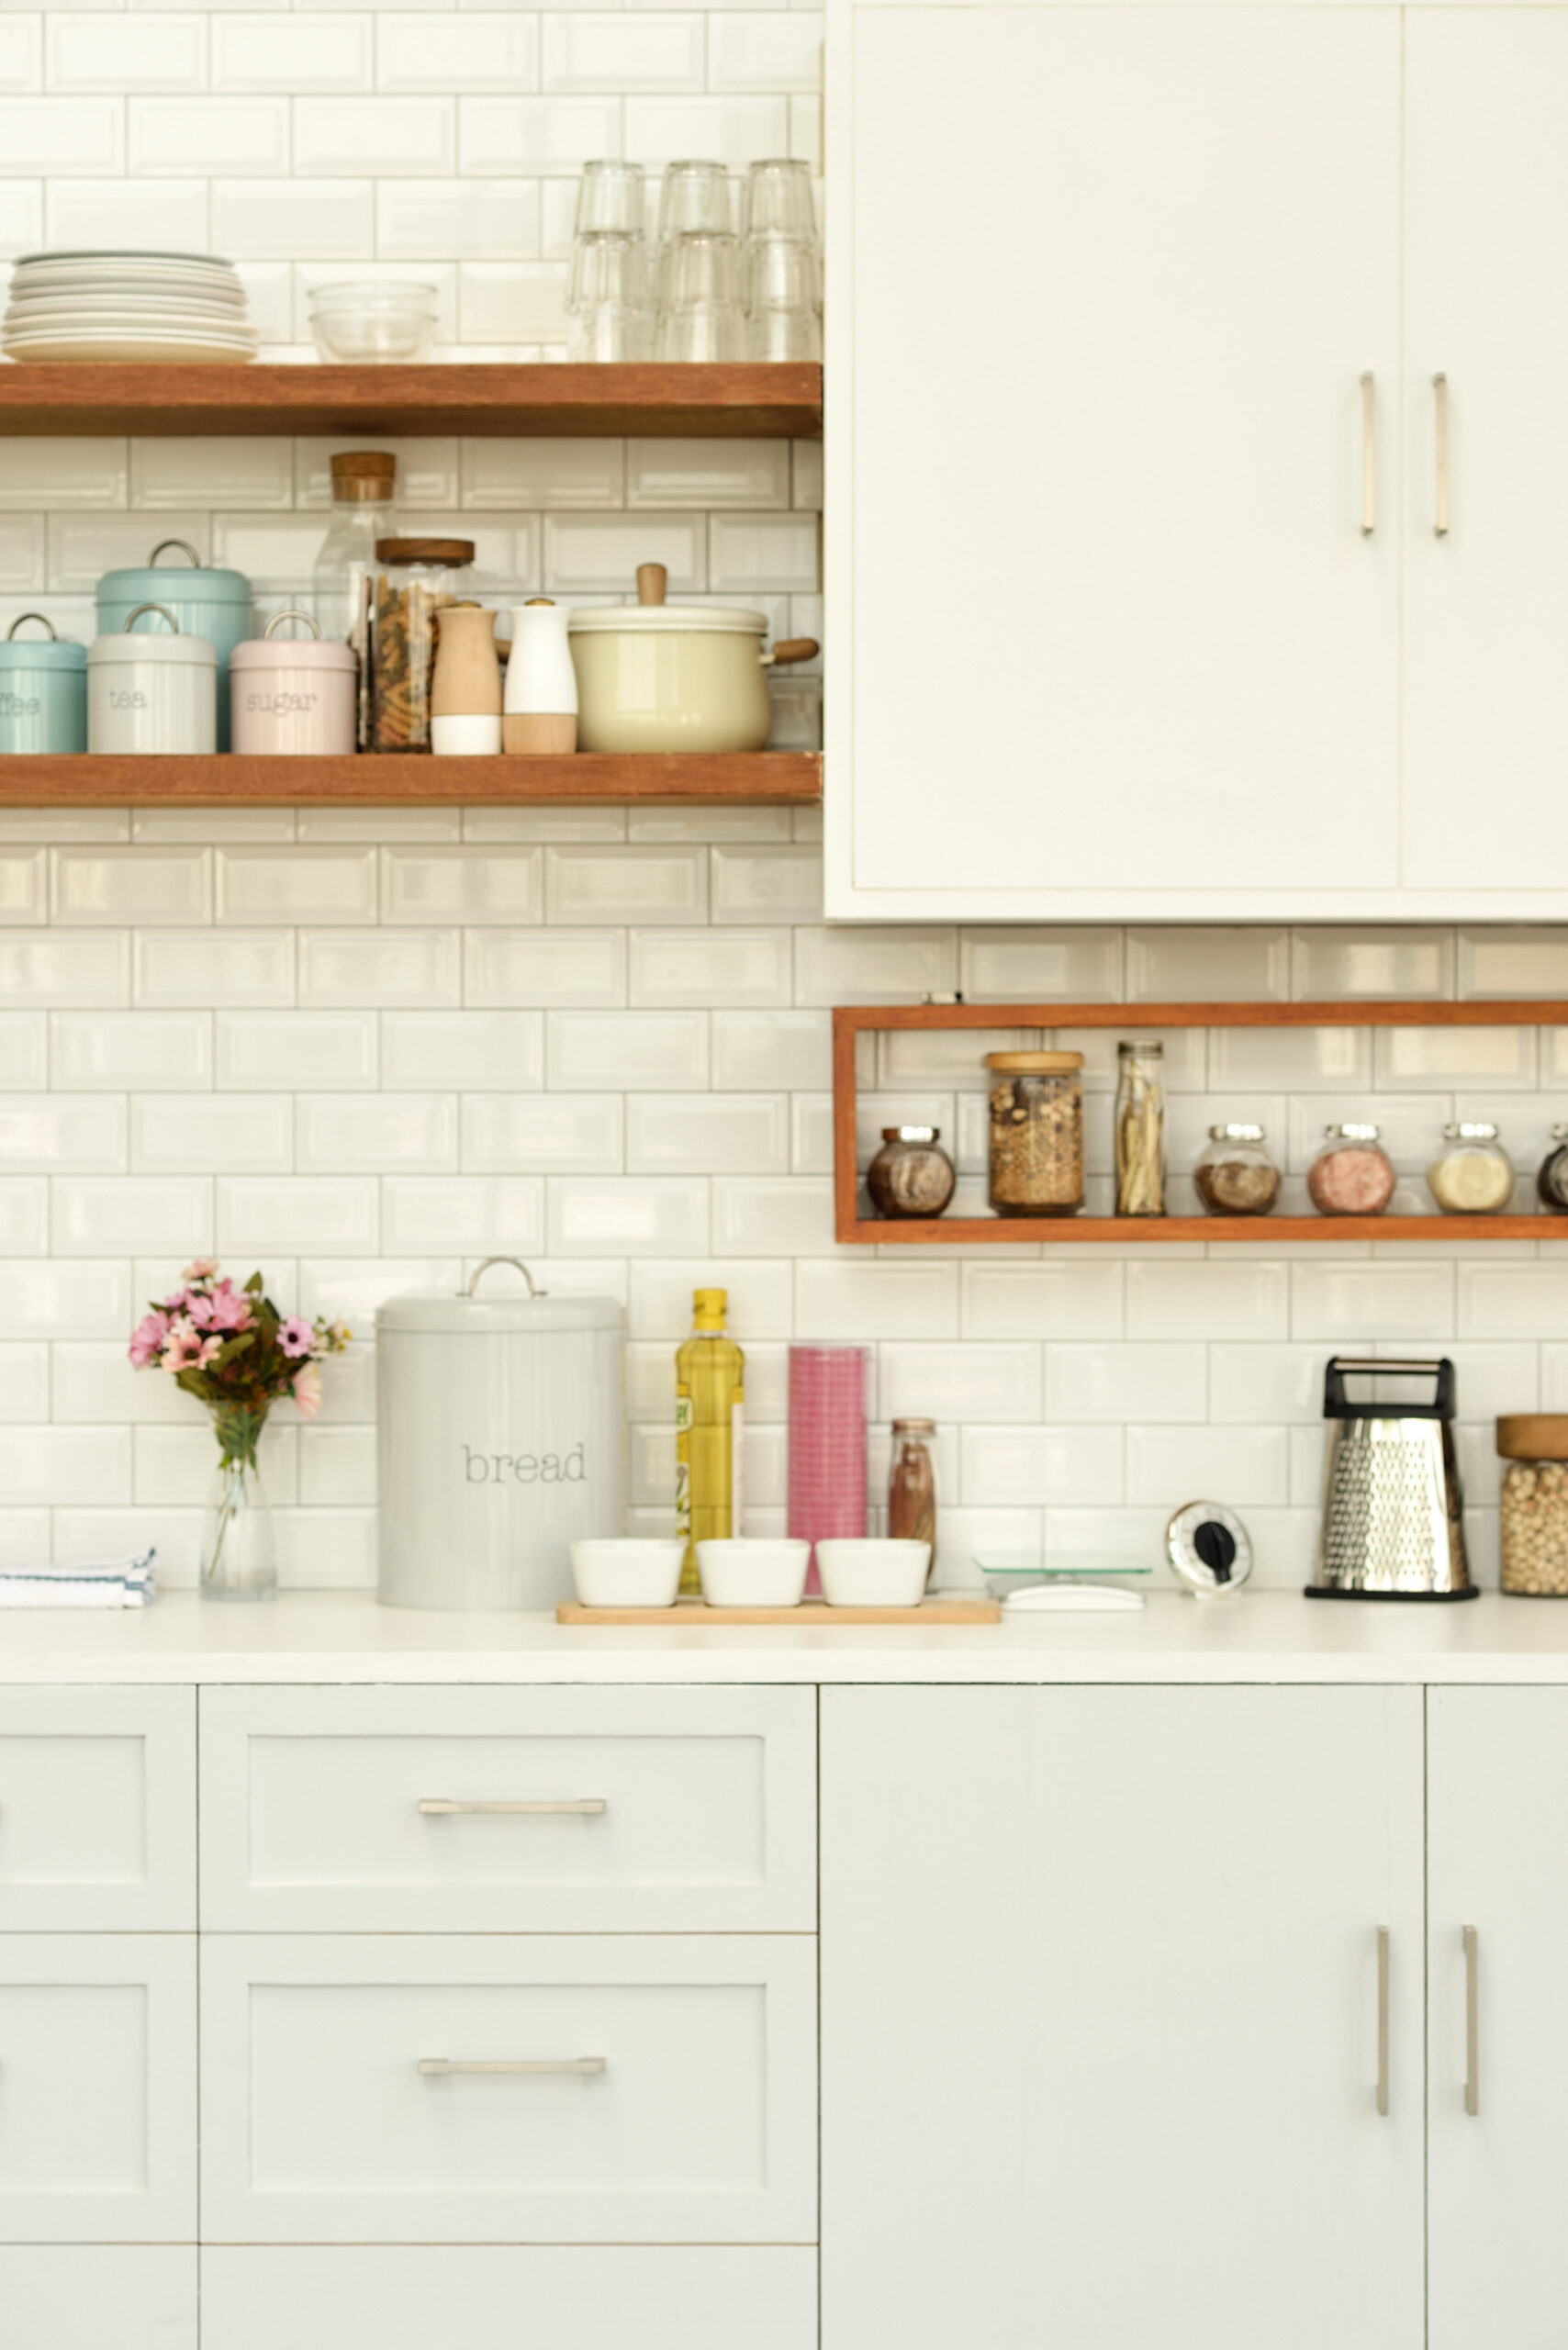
[{"x1": 567, "y1": 562, "x2": 818, "y2": 754}]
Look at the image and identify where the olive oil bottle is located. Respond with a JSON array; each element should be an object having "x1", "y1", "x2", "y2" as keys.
[{"x1": 676, "y1": 1287, "x2": 745, "y2": 1595}]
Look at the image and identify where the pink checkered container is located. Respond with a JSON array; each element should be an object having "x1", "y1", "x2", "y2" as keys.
[{"x1": 788, "y1": 1344, "x2": 869, "y2": 1595}]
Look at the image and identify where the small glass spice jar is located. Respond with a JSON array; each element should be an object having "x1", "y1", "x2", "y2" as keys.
[
  {"x1": 371, "y1": 537, "x2": 475, "y2": 752},
  {"x1": 1114, "y1": 1040, "x2": 1166, "y2": 1217},
  {"x1": 888, "y1": 1417, "x2": 937, "y2": 1583},
  {"x1": 866, "y1": 1126, "x2": 956, "y2": 1219},
  {"x1": 1307, "y1": 1123, "x2": 1396, "y2": 1216},
  {"x1": 984, "y1": 1050, "x2": 1083, "y2": 1217},
  {"x1": 1538, "y1": 1125, "x2": 1568, "y2": 1214},
  {"x1": 1498, "y1": 1416, "x2": 1568, "y2": 1595},
  {"x1": 1193, "y1": 1124, "x2": 1281, "y2": 1217},
  {"x1": 1427, "y1": 1122, "x2": 1515, "y2": 1214}
]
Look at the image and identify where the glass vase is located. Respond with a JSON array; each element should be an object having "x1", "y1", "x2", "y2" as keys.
[{"x1": 200, "y1": 1404, "x2": 276, "y2": 1602}]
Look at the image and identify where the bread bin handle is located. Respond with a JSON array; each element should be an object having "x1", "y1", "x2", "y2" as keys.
[{"x1": 464, "y1": 1255, "x2": 543, "y2": 1299}]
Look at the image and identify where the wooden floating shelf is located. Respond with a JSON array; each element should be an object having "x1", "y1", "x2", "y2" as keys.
[
  {"x1": 0, "y1": 752, "x2": 821, "y2": 808},
  {"x1": 0, "y1": 362, "x2": 822, "y2": 440},
  {"x1": 834, "y1": 999, "x2": 1568, "y2": 1246}
]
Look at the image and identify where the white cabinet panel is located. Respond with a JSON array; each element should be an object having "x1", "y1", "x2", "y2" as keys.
[
  {"x1": 1428, "y1": 1687, "x2": 1568, "y2": 2350},
  {"x1": 201, "y1": 1934, "x2": 817, "y2": 2244},
  {"x1": 0, "y1": 1689, "x2": 195, "y2": 1931},
  {"x1": 827, "y1": 6, "x2": 1401, "y2": 919},
  {"x1": 821, "y1": 1686, "x2": 1425, "y2": 2350},
  {"x1": 1404, "y1": 13, "x2": 1568, "y2": 890},
  {"x1": 202, "y1": 2247, "x2": 818, "y2": 2350},
  {"x1": 0, "y1": 1936, "x2": 196, "y2": 2243},
  {"x1": 198, "y1": 1686, "x2": 815, "y2": 1932},
  {"x1": 0, "y1": 2248, "x2": 196, "y2": 2350}
]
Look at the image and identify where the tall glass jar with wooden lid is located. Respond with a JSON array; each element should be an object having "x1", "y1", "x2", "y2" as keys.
[{"x1": 984, "y1": 1050, "x2": 1084, "y2": 1216}]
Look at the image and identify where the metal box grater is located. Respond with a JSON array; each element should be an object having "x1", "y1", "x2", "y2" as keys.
[{"x1": 1305, "y1": 1356, "x2": 1477, "y2": 1602}]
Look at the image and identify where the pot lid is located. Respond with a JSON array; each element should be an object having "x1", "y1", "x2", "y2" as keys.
[
  {"x1": 378, "y1": 1257, "x2": 624, "y2": 1337},
  {"x1": 0, "y1": 614, "x2": 84, "y2": 670},
  {"x1": 98, "y1": 537, "x2": 250, "y2": 605},
  {"x1": 568, "y1": 603, "x2": 768, "y2": 637}
]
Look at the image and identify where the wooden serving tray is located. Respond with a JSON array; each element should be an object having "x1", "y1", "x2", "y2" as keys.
[{"x1": 557, "y1": 1597, "x2": 1001, "y2": 1626}]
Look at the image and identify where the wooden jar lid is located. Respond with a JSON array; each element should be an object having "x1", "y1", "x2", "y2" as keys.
[
  {"x1": 984, "y1": 1050, "x2": 1084, "y2": 1072},
  {"x1": 1497, "y1": 1414, "x2": 1568, "y2": 1460}
]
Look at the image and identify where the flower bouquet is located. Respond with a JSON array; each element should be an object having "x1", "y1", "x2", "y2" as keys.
[{"x1": 129, "y1": 1259, "x2": 350, "y2": 1601}]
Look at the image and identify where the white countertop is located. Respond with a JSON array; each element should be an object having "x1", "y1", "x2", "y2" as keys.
[{"x1": 4, "y1": 1588, "x2": 1568, "y2": 1684}]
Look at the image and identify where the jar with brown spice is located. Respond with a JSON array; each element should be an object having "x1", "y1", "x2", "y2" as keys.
[
  {"x1": 1537, "y1": 1124, "x2": 1568, "y2": 1214},
  {"x1": 1427, "y1": 1122, "x2": 1515, "y2": 1215},
  {"x1": 371, "y1": 538, "x2": 475, "y2": 753},
  {"x1": 1194, "y1": 1124, "x2": 1281, "y2": 1217},
  {"x1": 866, "y1": 1126, "x2": 956, "y2": 1219},
  {"x1": 1498, "y1": 1416, "x2": 1568, "y2": 1595},
  {"x1": 984, "y1": 1051, "x2": 1083, "y2": 1216},
  {"x1": 1307, "y1": 1123, "x2": 1397, "y2": 1216},
  {"x1": 888, "y1": 1417, "x2": 936, "y2": 1583}
]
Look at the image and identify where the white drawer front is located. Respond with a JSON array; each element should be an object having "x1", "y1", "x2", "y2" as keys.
[
  {"x1": 201, "y1": 1935, "x2": 817, "y2": 2244},
  {"x1": 1, "y1": 2248, "x2": 196, "y2": 2350},
  {"x1": 0, "y1": 1936, "x2": 196, "y2": 2242},
  {"x1": 198, "y1": 1686, "x2": 816, "y2": 1932},
  {"x1": 0, "y1": 1689, "x2": 196, "y2": 1930},
  {"x1": 201, "y1": 2247, "x2": 817, "y2": 2350}
]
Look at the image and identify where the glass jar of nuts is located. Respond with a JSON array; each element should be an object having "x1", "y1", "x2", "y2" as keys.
[
  {"x1": 1497, "y1": 1416, "x2": 1568, "y2": 1595},
  {"x1": 984, "y1": 1050, "x2": 1084, "y2": 1217}
]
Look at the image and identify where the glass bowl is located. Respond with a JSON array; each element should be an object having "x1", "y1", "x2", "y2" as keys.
[{"x1": 308, "y1": 284, "x2": 439, "y2": 364}]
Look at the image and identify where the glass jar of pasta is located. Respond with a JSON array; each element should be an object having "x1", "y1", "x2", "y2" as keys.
[{"x1": 371, "y1": 538, "x2": 475, "y2": 752}]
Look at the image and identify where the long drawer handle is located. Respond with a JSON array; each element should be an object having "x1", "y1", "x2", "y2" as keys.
[
  {"x1": 418, "y1": 2056, "x2": 607, "y2": 2078},
  {"x1": 1360, "y1": 371, "x2": 1377, "y2": 536},
  {"x1": 1463, "y1": 1924, "x2": 1479, "y2": 2117},
  {"x1": 1375, "y1": 1924, "x2": 1391, "y2": 2116},
  {"x1": 1434, "y1": 373, "x2": 1450, "y2": 538},
  {"x1": 417, "y1": 1797, "x2": 608, "y2": 1817}
]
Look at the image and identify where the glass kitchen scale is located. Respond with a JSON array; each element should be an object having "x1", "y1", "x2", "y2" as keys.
[{"x1": 973, "y1": 1561, "x2": 1151, "y2": 1613}]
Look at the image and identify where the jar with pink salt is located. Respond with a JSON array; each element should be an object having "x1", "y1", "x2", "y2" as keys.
[{"x1": 1307, "y1": 1122, "x2": 1397, "y2": 1216}]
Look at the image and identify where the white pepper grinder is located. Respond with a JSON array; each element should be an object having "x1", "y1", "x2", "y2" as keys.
[{"x1": 502, "y1": 597, "x2": 577, "y2": 755}]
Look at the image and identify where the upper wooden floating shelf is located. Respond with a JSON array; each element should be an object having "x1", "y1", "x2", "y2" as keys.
[
  {"x1": 0, "y1": 362, "x2": 823, "y2": 440},
  {"x1": 0, "y1": 753, "x2": 821, "y2": 808}
]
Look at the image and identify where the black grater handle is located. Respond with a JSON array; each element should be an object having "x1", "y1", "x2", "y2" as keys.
[{"x1": 1324, "y1": 1356, "x2": 1456, "y2": 1422}]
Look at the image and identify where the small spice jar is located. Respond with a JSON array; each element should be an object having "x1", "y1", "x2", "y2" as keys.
[
  {"x1": 984, "y1": 1050, "x2": 1084, "y2": 1217},
  {"x1": 1194, "y1": 1124, "x2": 1281, "y2": 1217},
  {"x1": 1538, "y1": 1125, "x2": 1568, "y2": 1214},
  {"x1": 1498, "y1": 1416, "x2": 1568, "y2": 1595},
  {"x1": 1307, "y1": 1123, "x2": 1397, "y2": 1216},
  {"x1": 888, "y1": 1417, "x2": 937, "y2": 1579},
  {"x1": 230, "y1": 610, "x2": 356, "y2": 755},
  {"x1": 867, "y1": 1126, "x2": 956, "y2": 1219},
  {"x1": 87, "y1": 602, "x2": 217, "y2": 755},
  {"x1": 371, "y1": 538, "x2": 475, "y2": 752},
  {"x1": 1427, "y1": 1122, "x2": 1515, "y2": 1214}
]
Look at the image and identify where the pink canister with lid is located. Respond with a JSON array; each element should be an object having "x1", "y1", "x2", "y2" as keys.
[{"x1": 230, "y1": 609, "x2": 356, "y2": 755}]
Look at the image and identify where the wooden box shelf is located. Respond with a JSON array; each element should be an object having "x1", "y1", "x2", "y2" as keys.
[
  {"x1": 833, "y1": 999, "x2": 1568, "y2": 1244},
  {"x1": 0, "y1": 752, "x2": 821, "y2": 808}
]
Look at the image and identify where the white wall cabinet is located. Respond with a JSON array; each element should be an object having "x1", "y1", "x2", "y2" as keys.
[
  {"x1": 820, "y1": 1686, "x2": 1427, "y2": 2349},
  {"x1": 825, "y1": 3, "x2": 1568, "y2": 920}
]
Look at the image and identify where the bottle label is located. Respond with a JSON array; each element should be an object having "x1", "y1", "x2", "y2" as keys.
[{"x1": 675, "y1": 1388, "x2": 692, "y2": 1539}]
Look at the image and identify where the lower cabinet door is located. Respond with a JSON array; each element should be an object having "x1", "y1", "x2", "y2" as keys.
[
  {"x1": 0, "y1": 2247, "x2": 196, "y2": 2350},
  {"x1": 822, "y1": 1687, "x2": 1426, "y2": 2350},
  {"x1": 200, "y1": 1934, "x2": 817, "y2": 2243},
  {"x1": 0, "y1": 1936, "x2": 196, "y2": 2243},
  {"x1": 201, "y1": 2247, "x2": 818, "y2": 2349},
  {"x1": 1428, "y1": 1686, "x2": 1568, "y2": 2350}
]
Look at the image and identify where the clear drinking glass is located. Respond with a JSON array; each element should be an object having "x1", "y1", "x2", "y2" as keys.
[
  {"x1": 740, "y1": 158, "x2": 818, "y2": 243},
  {"x1": 655, "y1": 230, "x2": 745, "y2": 361},
  {"x1": 656, "y1": 161, "x2": 734, "y2": 244},
  {"x1": 574, "y1": 160, "x2": 647, "y2": 237},
  {"x1": 566, "y1": 230, "x2": 653, "y2": 361},
  {"x1": 743, "y1": 233, "x2": 823, "y2": 359}
]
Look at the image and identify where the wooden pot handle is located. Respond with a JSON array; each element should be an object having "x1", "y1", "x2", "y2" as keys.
[
  {"x1": 636, "y1": 563, "x2": 667, "y2": 606},
  {"x1": 769, "y1": 637, "x2": 820, "y2": 665}
]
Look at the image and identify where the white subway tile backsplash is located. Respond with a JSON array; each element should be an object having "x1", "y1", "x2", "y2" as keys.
[
  {"x1": 135, "y1": 928, "x2": 293, "y2": 1007},
  {"x1": 216, "y1": 1008, "x2": 375, "y2": 1091},
  {"x1": 962, "y1": 1422, "x2": 1122, "y2": 1506},
  {"x1": 462, "y1": 1091, "x2": 622, "y2": 1174},
  {"x1": 626, "y1": 439, "x2": 788, "y2": 511},
  {"x1": 298, "y1": 927, "x2": 460, "y2": 1006},
  {"x1": 298, "y1": 1092, "x2": 457, "y2": 1175},
  {"x1": 0, "y1": 1011, "x2": 46, "y2": 1089},
  {"x1": 1290, "y1": 1259, "x2": 1456, "y2": 1343},
  {"x1": 212, "y1": 14, "x2": 371, "y2": 93},
  {"x1": 381, "y1": 1008, "x2": 542, "y2": 1091},
  {"x1": 1045, "y1": 1342, "x2": 1206, "y2": 1425},
  {"x1": 628, "y1": 1091, "x2": 787, "y2": 1175},
  {"x1": 0, "y1": 1424, "x2": 132, "y2": 1505},
  {"x1": 709, "y1": 511, "x2": 819, "y2": 594},
  {"x1": 1375, "y1": 1024, "x2": 1538, "y2": 1091},
  {"x1": 131, "y1": 1091, "x2": 292, "y2": 1175},
  {"x1": 217, "y1": 1174, "x2": 378, "y2": 1256},
  {"x1": 379, "y1": 11, "x2": 536, "y2": 91},
  {"x1": 1126, "y1": 928, "x2": 1291, "y2": 1004},
  {"x1": 1459, "y1": 928, "x2": 1568, "y2": 1001},
  {"x1": 377, "y1": 176, "x2": 539, "y2": 260},
  {"x1": 3, "y1": 930, "x2": 130, "y2": 1004},
  {"x1": 216, "y1": 845, "x2": 376, "y2": 923},
  {"x1": 546, "y1": 1174, "x2": 708, "y2": 1257},
  {"x1": 381, "y1": 845, "x2": 543, "y2": 925},
  {"x1": 1291, "y1": 927, "x2": 1455, "y2": 1002},
  {"x1": 711, "y1": 1006, "x2": 828, "y2": 1090},
  {"x1": 52, "y1": 846, "x2": 210, "y2": 925},
  {"x1": 52, "y1": 1174, "x2": 211, "y2": 1257},
  {"x1": 793, "y1": 924, "x2": 956, "y2": 1006},
  {"x1": 298, "y1": 1424, "x2": 376, "y2": 1506},
  {"x1": 458, "y1": 93, "x2": 620, "y2": 173},
  {"x1": 51, "y1": 1010, "x2": 211, "y2": 1092},
  {"x1": 796, "y1": 1258, "x2": 958, "y2": 1341},
  {"x1": 546, "y1": 845, "x2": 707, "y2": 926},
  {"x1": 0, "y1": 436, "x2": 126, "y2": 510},
  {"x1": 1126, "y1": 1423, "x2": 1288, "y2": 1507},
  {"x1": 129, "y1": 437, "x2": 295, "y2": 512},
  {"x1": 296, "y1": 94, "x2": 454, "y2": 173},
  {"x1": 0, "y1": 844, "x2": 46, "y2": 922},
  {"x1": 542, "y1": 11, "x2": 702, "y2": 90},
  {"x1": 1458, "y1": 1262, "x2": 1568, "y2": 1341},
  {"x1": 0, "y1": 1340, "x2": 48, "y2": 1423},
  {"x1": 543, "y1": 512, "x2": 703, "y2": 594},
  {"x1": 626, "y1": 1257, "x2": 793, "y2": 1339},
  {"x1": 462, "y1": 437, "x2": 622, "y2": 512},
  {"x1": 710, "y1": 842, "x2": 821, "y2": 923},
  {"x1": 211, "y1": 176, "x2": 374, "y2": 257},
  {"x1": 465, "y1": 925, "x2": 625, "y2": 1007},
  {"x1": 1127, "y1": 1258, "x2": 1289, "y2": 1341},
  {"x1": 0, "y1": 1176, "x2": 47, "y2": 1253},
  {"x1": 381, "y1": 1173, "x2": 543, "y2": 1257},
  {"x1": 708, "y1": 10, "x2": 820, "y2": 90},
  {"x1": 0, "y1": 1093, "x2": 126, "y2": 1173},
  {"x1": 622, "y1": 94, "x2": 787, "y2": 168},
  {"x1": 629, "y1": 926, "x2": 790, "y2": 1008},
  {"x1": 0, "y1": 95, "x2": 120, "y2": 171},
  {"x1": 129, "y1": 96, "x2": 290, "y2": 175},
  {"x1": 50, "y1": 509, "x2": 207, "y2": 590},
  {"x1": 711, "y1": 1173, "x2": 833, "y2": 1254},
  {"x1": 958, "y1": 927, "x2": 1122, "y2": 1005},
  {"x1": 0, "y1": 1259, "x2": 130, "y2": 1338},
  {"x1": 548, "y1": 1007, "x2": 707, "y2": 1089}
]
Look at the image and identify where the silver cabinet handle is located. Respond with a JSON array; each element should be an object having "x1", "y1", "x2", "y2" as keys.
[
  {"x1": 417, "y1": 1797, "x2": 607, "y2": 1817},
  {"x1": 1434, "y1": 373, "x2": 1450, "y2": 537},
  {"x1": 1463, "y1": 1924, "x2": 1479, "y2": 2116},
  {"x1": 1376, "y1": 1925, "x2": 1391, "y2": 2115},
  {"x1": 1360, "y1": 372, "x2": 1377, "y2": 535},
  {"x1": 418, "y1": 2057, "x2": 606, "y2": 2078}
]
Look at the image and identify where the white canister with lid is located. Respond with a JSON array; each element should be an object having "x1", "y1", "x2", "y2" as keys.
[
  {"x1": 88, "y1": 602, "x2": 217, "y2": 754},
  {"x1": 230, "y1": 610, "x2": 357, "y2": 755},
  {"x1": 376, "y1": 1258, "x2": 625, "y2": 1612}
]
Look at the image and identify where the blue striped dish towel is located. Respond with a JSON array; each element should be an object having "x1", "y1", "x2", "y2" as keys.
[{"x1": 0, "y1": 1551, "x2": 157, "y2": 1608}]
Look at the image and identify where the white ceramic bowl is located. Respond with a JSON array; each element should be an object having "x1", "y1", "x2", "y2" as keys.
[
  {"x1": 569, "y1": 1539, "x2": 685, "y2": 1610},
  {"x1": 696, "y1": 1538, "x2": 811, "y2": 1609},
  {"x1": 814, "y1": 1539, "x2": 932, "y2": 1608}
]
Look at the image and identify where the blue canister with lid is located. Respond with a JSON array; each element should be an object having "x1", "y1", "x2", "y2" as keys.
[
  {"x1": 0, "y1": 612, "x2": 87, "y2": 753},
  {"x1": 96, "y1": 537, "x2": 251, "y2": 750}
]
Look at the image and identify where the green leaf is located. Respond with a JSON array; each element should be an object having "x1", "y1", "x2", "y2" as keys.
[
  {"x1": 210, "y1": 1330, "x2": 256, "y2": 1370},
  {"x1": 244, "y1": 1271, "x2": 264, "y2": 1295}
]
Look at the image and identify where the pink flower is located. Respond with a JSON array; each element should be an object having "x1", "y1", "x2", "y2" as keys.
[
  {"x1": 161, "y1": 1316, "x2": 207, "y2": 1373},
  {"x1": 189, "y1": 1279, "x2": 251, "y2": 1334},
  {"x1": 291, "y1": 1361, "x2": 323, "y2": 1419},
  {"x1": 182, "y1": 1258, "x2": 219, "y2": 1285},
  {"x1": 279, "y1": 1315, "x2": 315, "y2": 1360},
  {"x1": 129, "y1": 1309, "x2": 171, "y2": 1369}
]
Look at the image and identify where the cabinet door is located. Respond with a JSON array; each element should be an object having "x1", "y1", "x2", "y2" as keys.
[
  {"x1": 0, "y1": 1688, "x2": 195, "y2": 1931},
  {"x1": 0, "y1": 2249, "x2": 196, "y2": 2350},
  {"x1": 821, "y1": 1687, "x2": 1425, "y2": 2350},
  {"x1": 1428, "y1": 1687, "x2": 1568, "y2": 2350},
  {"x1": 1405, "y1": 15, "x2": 1568, "y2": 894},
  {"x1": 826, "y1": 6, "x2": 1401, "y2": 919}
]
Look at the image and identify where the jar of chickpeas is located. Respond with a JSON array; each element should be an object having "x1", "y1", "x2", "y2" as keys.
[{"x1": 1497, "y1": 1416, "x2": 1568, "y2": 1595}]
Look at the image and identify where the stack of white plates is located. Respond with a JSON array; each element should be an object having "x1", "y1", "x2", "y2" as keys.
[{"x1": 2, "y1": 250, "x2": 258, "y2": 364}]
